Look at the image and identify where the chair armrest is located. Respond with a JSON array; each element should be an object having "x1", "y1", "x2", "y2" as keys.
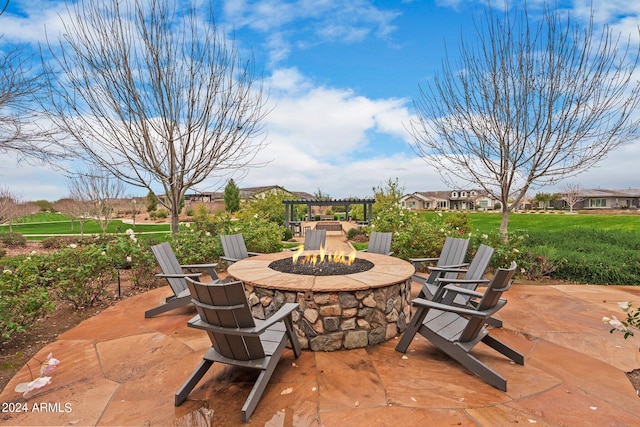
[
  {"x1": 412, "y1": 297, "x2": 503, "y2": 318},
  {"x1": 435, "y1": 278, "x2": 490, "y2": 286},
  {"x1": 253, "y1": 303, "x2": 299, "y2": 333},
  {"x1": 409, "y1": 257, "x2": 439, "y2": 264},
  {"x1": 181, "y1": 262, "x2": 218, "y2": 269},
  {"x1": 247, "y1": 252, "x2": 262, "y2": 257},
  {"x1": 428, "y1": 266, "x2": 468, "y2": 274},
  {"x1": 156, "y1": 272, "x2": 202, "y2": 279},
  {"x1": 188, "y1": 303, "x2": 300, "y2": 336},
  {"x1": 220, "y1": 256, "x2": 240, "y2": 263},
  {"x1": 288, "y1": 246, "x2": 303, "y2": 252},
  {"x1": 442, "y1": 284, "x2": 485, "y2": 298}
]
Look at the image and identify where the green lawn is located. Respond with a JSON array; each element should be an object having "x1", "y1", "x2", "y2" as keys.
[
  {"x1": 1, "y1": 216, "x2": 170, "y2": 240},
  {"x1": 421, "y1": 211, "x2": 640, "y2": 233}
]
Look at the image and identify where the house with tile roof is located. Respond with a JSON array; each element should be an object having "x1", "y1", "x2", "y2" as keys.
[
  {"x1": 185, "y1": 185, "x2": 315, "y2": 211},
  {"x1": 401, "y1": 189, "x2": 499, "y2": 211}
]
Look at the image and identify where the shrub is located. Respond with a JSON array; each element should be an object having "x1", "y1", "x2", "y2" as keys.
[
  {"x1": 41, "y1": 236, "x2": 81, "y2": 249},
  {"x1": 103, "y1": 232, "x2": 157, "y2": 288},
  {"x1": 0, "y1": 255, "x2": 55, "y2": 340},
  {"x1": 171, "y1": 228, "x2": 221, "y2": 266},
  {"x1": 0, "y1": 232, "x2": 26, "y2": 246},
  {"x1": 347, "y1": 227, "x2": 363, "y2": 240},
  {"x1": 46, "y1": 245, "x2": 116, "y2": 308},
  {"x1": 282, "y1": 227, "x2": 293, "y2": 241}
]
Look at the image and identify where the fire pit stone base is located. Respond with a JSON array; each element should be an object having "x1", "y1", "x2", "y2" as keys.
[{"x1": 244, "y1": 281, "x2": 411, "y2": 351}]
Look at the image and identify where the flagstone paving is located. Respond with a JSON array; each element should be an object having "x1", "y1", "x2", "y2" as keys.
[{"x1": 1, "y1": 241, "x2": 640, "y2": 426}]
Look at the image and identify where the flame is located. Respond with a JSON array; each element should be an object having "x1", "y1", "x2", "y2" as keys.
[{"x1": 291, "y1": 245, "x2": 357, "y2": 266}]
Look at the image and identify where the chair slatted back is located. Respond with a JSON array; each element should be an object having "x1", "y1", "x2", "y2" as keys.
[
  {"x1": 425, "y1": 237, "x2": 470, "y2": 283},
  {"x1": 221, "y1": 234, "x2": 249, "y2": 261},
  {"x1": 439, "y1": 244, "x2": 494, "y2": 304},
  {"x1": 459, "y1": 262, "x2": 516, "y2": 342},
  {"x1": 304, "y1": 229, "x2": 326, "y2": 250},
  {"x1": 151, "y1": 242, "x2": 188, "y2": 295},
  {"x1": 368, "y1": 231, "x2": 392, "y2": 255},
  {"x1": 186, "y1": 278, "x2": 265, "y2": 361}
]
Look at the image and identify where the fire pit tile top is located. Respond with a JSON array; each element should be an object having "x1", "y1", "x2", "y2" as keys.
[{"x1": 227, "y1": 251, "x2": 414, "y2": 292}]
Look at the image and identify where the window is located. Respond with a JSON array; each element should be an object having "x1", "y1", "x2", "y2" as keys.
[
  {"x1": 479, "y1": 200, "x2": 488, "y2": 208},
  {"x1": 461, "y1": 191, "x2": 467, "y2": 197},
  {"x1": 471, "y1": 190, "x2": 477, "y2": 196},
  {"x1": 589, "y1": 198, "x2": 607, "y2": 208},
  {"x1": 451, "y1": 191, "x2": 458, "y2": 198},
  {"x1": 437, "y1": 200, "x2": 448, "y2": 208}
]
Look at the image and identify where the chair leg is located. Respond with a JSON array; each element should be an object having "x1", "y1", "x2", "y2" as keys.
[
  {"x1": 144, "y1": 296, "x2": 191, "y2": 318},
  {"x1": 175, "y1": 359, "x2": 214, "y2": 406},
  {"x1": 395, "y1": 306, "x2": 429, "y2": 353},
  {"x1": 486, "y1": 316, "x2": 503, "y2": 328},
  {"x1": 241, "y1": 339, "x2": 288, "y2": 423},
  {"x1": 482, "y1": 334, "x2": 524, "y2": 365}
]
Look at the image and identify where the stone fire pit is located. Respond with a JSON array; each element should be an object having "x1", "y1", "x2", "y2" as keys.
[{"x1": 227, "y1": 251, "x2": 414, "y2": 351}]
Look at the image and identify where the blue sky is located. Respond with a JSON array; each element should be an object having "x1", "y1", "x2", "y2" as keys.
[{"x1": 1, "y1": 0, "x2": 639, "y2": 201}]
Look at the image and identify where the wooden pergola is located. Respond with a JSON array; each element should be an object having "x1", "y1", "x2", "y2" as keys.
[{"x1": 282, "y1": 198, "x2": 374, "y2": 229}]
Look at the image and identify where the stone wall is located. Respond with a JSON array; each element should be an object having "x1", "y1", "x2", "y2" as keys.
[{"x1": 244, "y1": 281, "x2": 412, "y2": 351}]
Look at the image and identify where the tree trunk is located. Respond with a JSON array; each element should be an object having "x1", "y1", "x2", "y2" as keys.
[{"x1": 500, "y1": 208, "x2": 509, "y2": 242}]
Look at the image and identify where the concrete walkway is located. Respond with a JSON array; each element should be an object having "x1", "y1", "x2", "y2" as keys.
[{"x1": 1, "y1": 253, "x2": 640, "y2": 425}]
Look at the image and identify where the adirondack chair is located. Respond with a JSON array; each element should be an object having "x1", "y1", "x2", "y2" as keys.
[
  {"x1": 428, "y1": 244, "x2": 503, "y2": 327},
  {"x1": 396, "y1": 262, "x2": 523, "y2": 391},
  {"x1": 175, "y1": 278, "x2": 302, "y2": 423},
  {"x1": 360, "y1": 231, "x2": 393, "y2": 255},
  {"x1": 410, "y1": 237, "x2": 470, "y2": 296},
  {"x1": 289, "y1": 229, "x2": 327, "y2": 251},
  {"x1": 424, "y1": 243, "x2": 495, "y2": 303},
  {"x1": 145, "y1": 242, "x2": 219, "y2": 318},
  {"x1": 220, "y1": 234, "x2": 262, "y2": 265}
]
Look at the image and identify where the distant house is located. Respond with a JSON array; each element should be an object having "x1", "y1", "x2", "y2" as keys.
[
  {"x1": 400, "y1": 189, "x2": 498, "y2": 211},
  {"x1": 553, "y1": 188, "x2": 640, "y2": 210},
  {"x1": 185, "y1": 185, "x2": 315, "y2": 211}
]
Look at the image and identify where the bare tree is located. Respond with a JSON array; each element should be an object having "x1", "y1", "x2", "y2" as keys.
[
  {"x1": 43, "y1": 0, "x2": 268, "y2": 233},
  {"x1": 54, "y1": 197, "x2": 93, "y2": 236},
  {"x1": 561, "y1": 183, "x2": 585, "y2": 213},
  {"x1": 0, "y1": 186, "x2": 18, "y2": 230},
  {"x1": 408, "y1": 2, "x2": 640, "y2": 238},
  {"x1": 0, "y1": 35, "x2": 68, "y2": 163},
  {"x1": 68, "y1": 169, "x2": 125, "y2": 236}
]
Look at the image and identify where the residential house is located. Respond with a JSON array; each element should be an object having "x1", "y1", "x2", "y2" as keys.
[
  {"x1": 401, "y1": 189, "x2": 498, "y2": 211},
  {"x1": 552, "y1": 188, "x2": 640, "y2": 210},
  {"x1": 185, "y1": 185, "x2": 315, "y2": 211}
]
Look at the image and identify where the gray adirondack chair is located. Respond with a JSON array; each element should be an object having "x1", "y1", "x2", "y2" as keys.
[
  {"x1": 290, "y1": 229, "x2": 327, "y2": 251},
  {"x1": 145, "y1": 242, "x2": 219, "y2": 318},
  {"x1": 360, "y1": 231, "x2": 393, "y2": 255},
  {"x1": 220, "y1": 234, "x2": 262, "y2": 265},
  {"x1": 175, "y1": 278, "x2": 301, "y2": 423},
  {"x1": 425, "y1": 243, "x2": 495, "y2": 303},
  {"x1": 410, "y1": 237, "x2": 470, "y2": 294},
  {"x1": 396, "y1": 262, "x2": 523, "y2": 391}
]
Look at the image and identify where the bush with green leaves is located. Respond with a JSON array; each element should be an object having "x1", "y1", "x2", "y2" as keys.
[
  {"x1": 102, "y1": 231, "x2": 158, "y2": 288},
  {"x1": 0, "y1": 255, "x2": 54, "y2": 340},
  {"x1": 46, "y1": 245, "x2": 117, "y2": 309},
  {"x1": 0, "y1": 232, "x2": 27, "y2": 246},
  {"x1": 171, "y1": 226, "x2": 222, "y2": 265}
]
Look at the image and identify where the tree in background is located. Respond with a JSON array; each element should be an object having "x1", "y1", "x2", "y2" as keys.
[
  {"x1": 409, "y1": 2, "x2": 640, "y2": 239},
  {"x1": 224, "y1": 179, "x2": 240, "y2": 213},
  {"x1": 533, "y1": 192, "x2": 556, "y2": 210},
  {"x1": 145, "y1": 191, "x2": 158, "y2": 214},
  {"x1": 43, "y1": 0, "x2": 268, "y2": 234},
  {"x1": 67, "y1": 168, "x2": 124, "y2": 236},
  {"x1": 561, "y1": 183, "x2": 585, "y2": 213}
]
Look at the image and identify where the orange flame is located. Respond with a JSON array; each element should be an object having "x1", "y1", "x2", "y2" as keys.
[{"x1": 291, "y1": 245, "x2": 356, "y2": 266}]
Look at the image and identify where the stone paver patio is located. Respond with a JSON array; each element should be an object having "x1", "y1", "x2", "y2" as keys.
[{"x1": 1, "y1": 235, "x2": 639, "y2": 426}]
